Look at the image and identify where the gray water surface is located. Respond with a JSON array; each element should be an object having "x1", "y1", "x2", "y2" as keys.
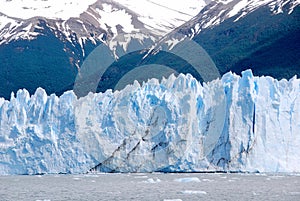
[{"x1": 1, "y1": 173, "x2": 300, "y2": 201}]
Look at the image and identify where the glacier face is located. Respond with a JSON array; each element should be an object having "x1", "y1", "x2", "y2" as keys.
[{"x1": 0, "y1": 70, "x2": 299, "y2": 175}]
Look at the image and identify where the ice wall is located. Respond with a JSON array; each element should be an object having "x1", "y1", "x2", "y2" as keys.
[{"x1": 0, "y1": 70, "x2": 299, "y2": 175}]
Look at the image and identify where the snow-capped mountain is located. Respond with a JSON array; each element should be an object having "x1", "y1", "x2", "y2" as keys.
[
  {"x1": 179, "y1": 0, "x2": 300, "y2": 37},
  {"x1": 141, "y1": 0, "x2": 299, "y2": 52},
  {"x1": 0, "y1": 0, "x2": 206, "y2": 64},
  {"x1": 0, "y1": 71, "x2": 299, "y2": 175},
  {"x1": 145, "y1": 0, "x2": 300, "y2": 83},
  {"x1": 0, "y1": 0, "x2": 207, "y2": 99},
  {"x1": 0, "y1": 0, "x2": 299, "y2": 100},
  {"x1": 0, "y1": 0, "x2": 205, "y2": 46}
]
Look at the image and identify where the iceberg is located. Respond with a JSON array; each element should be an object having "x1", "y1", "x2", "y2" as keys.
[{"x1": 0, "y1": 70, "x2": 299, "y2": 175}]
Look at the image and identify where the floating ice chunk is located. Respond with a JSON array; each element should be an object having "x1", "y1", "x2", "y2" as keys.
[
  {"x1": 181, "y1": 190, "x2": 207, "y2": 195},
  {"x1": 175, "y1": 177, "x2": 201, "y2": 183},
  {"x1": 202, "y1": 179, "x2": 214, "y2": 182}
]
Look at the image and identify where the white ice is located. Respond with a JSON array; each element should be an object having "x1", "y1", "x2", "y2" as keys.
[
  {"x1": 174, "y1": 177, "x2": 201, "y2": 183},
  {"x1": 0, "y1": 70, "x2": 299, "y2": 175}
]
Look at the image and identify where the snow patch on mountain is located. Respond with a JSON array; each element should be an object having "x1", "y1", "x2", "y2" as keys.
[
  {"x1": 94, "y1": 4, "x2": 138, "y2": 35},
  {"x1": 0, "y1": 14, "x2": 43, "y2": 45},
  {"x1": 0, "y1": 14, "x2": 19, "y2": 30},
  {"x1": 0, "y1": 70, "x2": 299, "y2": 175}
]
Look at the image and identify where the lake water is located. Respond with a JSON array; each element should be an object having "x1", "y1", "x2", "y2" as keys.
[{"x1": 1, "y1": 173, "x2": 300, "y2": 201}]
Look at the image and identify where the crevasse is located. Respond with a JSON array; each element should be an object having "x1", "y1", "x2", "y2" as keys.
[{"x1": 0, "y1": 70, "x2": 299, "y2": 175}]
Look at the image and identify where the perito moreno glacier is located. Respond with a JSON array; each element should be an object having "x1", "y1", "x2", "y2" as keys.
[{"x1": 0, "y1": 70, "x2": 299, "y2": 175}]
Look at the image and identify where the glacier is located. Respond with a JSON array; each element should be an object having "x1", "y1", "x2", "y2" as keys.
[{"x1": 0, "y1": 70, "x2": 299, "y2": 175}]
